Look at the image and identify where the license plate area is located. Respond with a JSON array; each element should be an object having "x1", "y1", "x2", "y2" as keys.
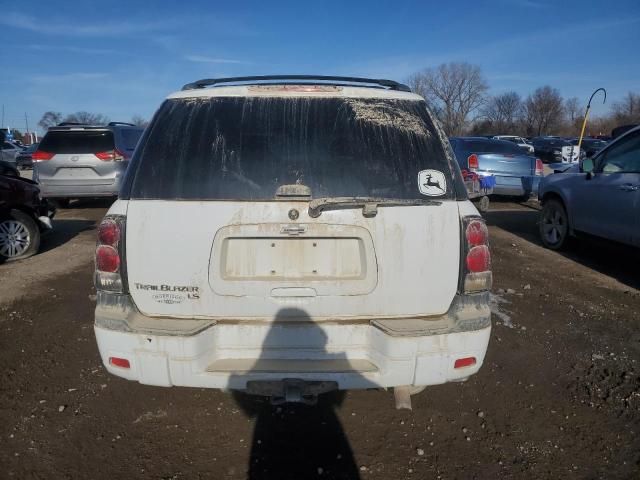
[{"x1": 209, "y1": 223, "x2": 378, "y2": 297}]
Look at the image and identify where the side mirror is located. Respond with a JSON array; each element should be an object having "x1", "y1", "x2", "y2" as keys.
[{"x1": 581, "y1": 158, "x2": 594, "y2": 174}]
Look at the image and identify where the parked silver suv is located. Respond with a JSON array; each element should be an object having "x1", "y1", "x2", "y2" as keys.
[{"x1": 33, "y1": 122, "x2": 144, "y2": 205}]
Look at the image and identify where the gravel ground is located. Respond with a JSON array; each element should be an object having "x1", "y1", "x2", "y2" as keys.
[{"x1": 0, "y1": 200, "x2": 638, "y2": 479}]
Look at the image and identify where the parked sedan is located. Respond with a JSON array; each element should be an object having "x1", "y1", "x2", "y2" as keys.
[
  {"x1": 0, "y1": 141, "x2": 22, "y2": 165},
  {"x1": 532, "y1": 137, "x2": 580, "y2": 163},
  {"x1": 16, "y1": 143, "x2": 38, "y2": 170},
  {"x1": 0, "y1": 166, "x2": 55, "y2": 261},
  {"x1": 538, "y1": 126, "x2": 640, "y2": 249},
  {"x1": 492, "y1": 135, "x2": 535, "y2": 154},
  {"x1": 450, "y1": 137, "x2": 543, "y2": 199}
]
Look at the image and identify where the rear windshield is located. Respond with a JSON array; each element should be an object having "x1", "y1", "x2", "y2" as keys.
[
  {"x1": 39, "y1": 131, "x2": 114, "y2": 154},
  {"x1": 460, "y1": 140, "x2": 524, "y2": 155},
  {"x1": 126, "y1": 96, "x2": 453, "y2": 200},
  {"x1": 120, "y1": 129, "x2": 143, "y2": 151}
]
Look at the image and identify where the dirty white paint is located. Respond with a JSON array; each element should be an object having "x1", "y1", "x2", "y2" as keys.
[{"x1": 123, "y1": 199, "x2": 461, "y2": 319}]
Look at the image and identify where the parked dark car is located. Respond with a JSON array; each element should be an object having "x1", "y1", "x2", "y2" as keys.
[
  {"x1": 0, "y1": 166, "x2": 55, "y2": 262},
  {"x1": 568, "y1": 138, "x2": 607, "y2": 158},
  {"x1": 16, "y1": 143, "x2": 39, "y2": 170},
  {"x1": 538, "y1": 125, "x2": 640, "y2": 250},
  {"x1": 449, "y1": 137, "x2": 543, "y2": 199},
  {"x1": 532, "y1": 137, "x2": 580, "y2": 163}
]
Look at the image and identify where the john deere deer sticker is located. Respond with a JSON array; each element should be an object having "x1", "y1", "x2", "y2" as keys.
[{"x1": 418, "y1": 170, "x2": 446, "y2": 196}]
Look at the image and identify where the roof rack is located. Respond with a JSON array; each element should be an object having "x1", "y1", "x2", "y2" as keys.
[
  {"x1": 181, "y1": 75, "x2": 412, "y2": 92},
  {"x1": 108, "y1": 122, "x2": 136, "y2": 127}
]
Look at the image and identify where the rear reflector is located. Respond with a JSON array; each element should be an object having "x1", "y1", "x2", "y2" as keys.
[
  {"x1": 454, "y1": 357, "x2": 476, "y2": 369},
  {"x1": 468, "y1": 154, "x2": 479, "y2": 170},
  {"x1": 32, "y1": 150, "x2": 54, "y2": 161},
  {"x1": 109, "y1": 357, "x2": 130, "y2": 369}
]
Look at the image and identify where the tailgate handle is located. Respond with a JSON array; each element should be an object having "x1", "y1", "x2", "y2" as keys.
[{"x1": 281, "y1": 225, "x2": 307, "y2": 236}]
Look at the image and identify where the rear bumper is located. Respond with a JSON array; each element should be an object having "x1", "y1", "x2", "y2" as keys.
[
  {"x1": 492, "y1": 175, "x2": 541, "y2": 197},
  {"x1": 38, "y1": 180, "x2": 120, "y2": 198},
  {"x1": 93, "y1": 292, "x2": 492, "y2": 391}
]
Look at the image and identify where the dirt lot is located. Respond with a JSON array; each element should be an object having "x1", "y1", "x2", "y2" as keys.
[{"x1": 1, "y1": 200, "x2": 638, "y2": 479}]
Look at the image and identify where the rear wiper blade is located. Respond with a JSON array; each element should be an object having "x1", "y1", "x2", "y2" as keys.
[{"x1": 308, "y1": 196, "x2": 441, "y2": 218}]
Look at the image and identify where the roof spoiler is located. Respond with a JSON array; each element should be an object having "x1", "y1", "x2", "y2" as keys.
[{"x1": 181, "y1": 75, "x2": 412, "y2": 92}]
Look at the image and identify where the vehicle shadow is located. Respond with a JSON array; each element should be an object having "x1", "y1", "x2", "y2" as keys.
[
  {"x1": 231, "y1": 308, "x2": 363, "y2": 480},
  {"x1": 39, "y1": 219, "x2": 96, "y2": 254},
  {"x1": 484, "y1": 208, "x2": 640, "y2": 290}
]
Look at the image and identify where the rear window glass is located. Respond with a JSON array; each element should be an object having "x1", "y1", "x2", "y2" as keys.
[
  {"x1": 461, "y1": 140, "x2": 524, "y2": 155},
  {"x1": 39, "y1": 131, "x2": 114, "y2": 154},
  {"x1": 127, "y1": 96, "x2": 452, "y2": 200},
  {"x1": 120, "y1": 129, "x2": 143, "y2": 151}
]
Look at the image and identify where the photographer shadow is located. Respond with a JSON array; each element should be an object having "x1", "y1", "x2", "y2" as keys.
[{"x1": 231, "y1": 308, "x2": 364, "y2": 480}]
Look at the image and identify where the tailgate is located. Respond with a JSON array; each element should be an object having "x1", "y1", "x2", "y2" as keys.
[{"x1": 125, "y1": 200, "x2": 461, "y2": 320}]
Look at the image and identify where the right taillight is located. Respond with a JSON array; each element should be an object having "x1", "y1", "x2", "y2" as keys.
[
  {"x1": 462, "y1": 217, "x2": 492, "y2": 293},
  {"x1": 467, "y1": 154, "x2": 479, "y2": 171},
  {"x1": 95, "y1": 216, "x2": 127, "y2": 293},
  {"x1": 32, "y1": 150, "x2": 54, "y2": 161},
  {"x1": 535, "y1": 159, "x2": 544, "y2": 176}
]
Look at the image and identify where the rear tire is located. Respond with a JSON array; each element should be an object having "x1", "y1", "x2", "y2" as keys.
[
  {"x1": 0, "y1": 210, "x2": 41, "y2": 262},
  {"x1": 539, "y1": 199, "x2": 570, "y2": 250}
]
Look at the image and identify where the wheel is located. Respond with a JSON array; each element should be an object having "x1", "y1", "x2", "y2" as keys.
[
  {"x1": 0, "y1": 210, "x2": 41, "y2": 262},
  {"x1": 539, "y1": 199, "x2": 570, "y2": 250}
]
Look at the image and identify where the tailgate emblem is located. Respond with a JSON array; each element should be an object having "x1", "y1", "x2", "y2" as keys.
[
  {"x1": 281, "y1": 225, "x2": 306, "y2": 236},
  {"x1": 71, "y1": 156, "x2": 79, "y2": 162}
]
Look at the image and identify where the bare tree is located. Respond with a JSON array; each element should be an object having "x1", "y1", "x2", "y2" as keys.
[
  {"x1": 38, "y1": 111, "x2": 63, "y2": 130},
  {"x1": 131, "y1": 115, "x2": 149, "y2": 128},
  {"x1": 565, "y1": 97, "x2": 582, "y2": 122},
  {"x1": 407, "y1": 62, "x2": 488, "y2": 136},
  {"x1": 611, "y1": 92, "x2": 640, "y2": 124},
  {"x1": 63, "y1": 112, "x2": 110, "y2": 125},
  {"x1": 481, "y1": 91, "x2": 523, "y2": 134},
  {"x1": 523, "y1": 86, "x2": 565, "y2": 136}
]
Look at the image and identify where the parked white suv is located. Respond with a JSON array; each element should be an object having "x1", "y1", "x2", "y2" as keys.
[{"x1": 93, "y1": 75, "x2": 492, "y2": 408}]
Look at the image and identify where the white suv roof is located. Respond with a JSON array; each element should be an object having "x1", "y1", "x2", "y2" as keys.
[{"x1": 168, "y1": 75, "x2": 421, "y2": 101}]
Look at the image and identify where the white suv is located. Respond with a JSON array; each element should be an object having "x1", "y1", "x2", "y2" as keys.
[{"x1": 93, "y1": 76, "x2": 492, "y2": 408}]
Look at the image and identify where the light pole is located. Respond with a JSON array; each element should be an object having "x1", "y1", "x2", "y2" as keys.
[{"x1": 578, "y1": 88, "x2": 606, "y2": 150}]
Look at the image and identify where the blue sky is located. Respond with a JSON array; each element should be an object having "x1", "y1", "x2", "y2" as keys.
[{"x1": 1, "y1": 0, "x2": 639, "y2": 133}]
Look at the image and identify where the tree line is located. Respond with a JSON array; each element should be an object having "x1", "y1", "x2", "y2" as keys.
[
  {"x1": 37, "y1": 111, "x2": 149, "y2": 130},
  {"x1": 407, "y1": 62, "x2": 640, "y2": 138}
]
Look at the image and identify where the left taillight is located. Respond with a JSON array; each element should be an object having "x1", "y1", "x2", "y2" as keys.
[
  {"x1": 535, "y1": 159, "x2": 544, "y2": 176},
  {"x1": 461, "y1": 216, "x2": 492, "y2": 293},
  {"x1": 94, "y1": 216, "x2": 127, "y2": 293},
  {"x1": 32, "y1": 150, "x2": 54, "y2": 161}
]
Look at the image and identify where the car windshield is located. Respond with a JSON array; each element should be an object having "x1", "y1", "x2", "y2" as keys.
[
  {"x1": 39, "y1": 131, "x2": 115, "y2": 154},
  {"x1": 127, "y1": 96, "x2": 453, "y2": 200}
]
